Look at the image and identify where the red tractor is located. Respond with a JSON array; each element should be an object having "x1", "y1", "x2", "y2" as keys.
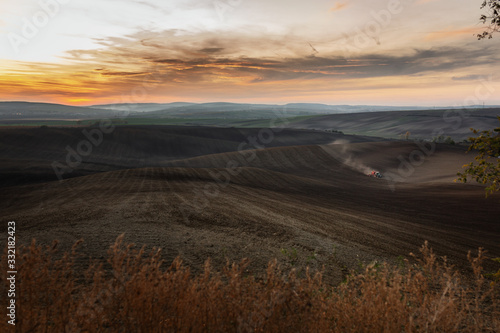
[{"x1": 368, "y1": 171, "x2": 383, "y2": 178}]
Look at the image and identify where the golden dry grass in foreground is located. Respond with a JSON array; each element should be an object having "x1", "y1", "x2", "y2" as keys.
[{"x1": 1, "y1": 236, "x2": 498, "y2": 332}]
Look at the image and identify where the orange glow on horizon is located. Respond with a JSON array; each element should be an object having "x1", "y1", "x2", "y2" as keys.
[
  {"x1": 1, "y1": 47, "x2": 499, "y2": 107},
  {"x1": 66, "y1": 98, "x2": 92, "y2": 105}
]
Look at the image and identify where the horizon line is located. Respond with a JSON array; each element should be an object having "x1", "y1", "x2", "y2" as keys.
[{"x1": 1, "y1": 100, "x2": 499, "y2": 109}]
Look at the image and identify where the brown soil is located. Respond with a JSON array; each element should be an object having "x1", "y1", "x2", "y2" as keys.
[{"x1": 0, "y1": 126, "x2": 498, "y2": 284}]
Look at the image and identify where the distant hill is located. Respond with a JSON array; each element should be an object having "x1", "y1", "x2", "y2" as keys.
[
  {"x1": 0, "y1": 102, "x2": 119, "y2": 119},
  {"x1": 1, "y1": 102, "x2": 499, "y2": 139},
  {"x1": 123, "y1": 102, "x2": 444, "y2": 119},
  {"x1": 88, "y1": 102, "x2": 197, "y2": 112},
  {"x1": 283, "y1": 103, "x2": 432, "y2": 113},
  {"x1": 132, "y1": 103, "x2": 320, "y2": 119},
  {"x1": 286, "y1": 108, "x2": 500, "y2": 141}
]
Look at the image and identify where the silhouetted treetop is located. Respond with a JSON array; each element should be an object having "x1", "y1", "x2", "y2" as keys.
[{"x1": 478, "y1": 0, "x2": 500, "y2": 39}]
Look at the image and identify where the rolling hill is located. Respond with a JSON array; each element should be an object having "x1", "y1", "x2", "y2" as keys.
[
  {"x1": 0, "y1": 102, "x2": 119, "y2": 120},
  {"x1": 287, "y1": 108, "x2": 500, "y2": 141},
  {"x1": 2, "y1": 102, "x2": 498, "y2": 143},
  {"x1": 1, "y1": 125, "x2": 498, "y2": 284}
]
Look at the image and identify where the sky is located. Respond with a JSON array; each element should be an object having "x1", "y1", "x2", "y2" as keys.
[{"x1": 0, "y1": 0, "x2": 499, "y2": 106}]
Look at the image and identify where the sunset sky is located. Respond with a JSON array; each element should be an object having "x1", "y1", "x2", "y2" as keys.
[{"x1": 1, "y1": 0, "x2": 499, "y2": 106}]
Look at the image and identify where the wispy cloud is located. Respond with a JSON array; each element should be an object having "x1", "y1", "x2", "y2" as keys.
[
  {"x1": 451, "y1": 74, "x2": 483, "y2": 81},
  {"x1": 329, "y1": 2, "x2": 347, "y2": 12},
  {"x1": 424, "y1": 26, "x2": 483, "y2": 41}
]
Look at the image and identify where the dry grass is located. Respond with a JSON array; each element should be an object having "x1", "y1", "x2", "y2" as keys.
[{"x1": 1, "y1": 236, "x2": 498, "y2": 332}]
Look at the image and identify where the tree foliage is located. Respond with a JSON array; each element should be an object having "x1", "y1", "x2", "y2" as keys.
[
  {"x1": 457, "y1": 117, "x2": 500, "y2": 197},
  {"x1": 432, "y1": 135, "x2": 455, "y2": 145},
  {"x1": 477, "y1": 0, "x2": 500, "y2": 39}
]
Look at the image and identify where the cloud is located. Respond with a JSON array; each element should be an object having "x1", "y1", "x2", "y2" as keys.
[
  {"x1": 120, "y1": 30, "x2": 499, "y2": 79},
  {"x1": 199, "y1": 47, "x2": 225, "y2": 54},
  {"x1": 94, "y1": 69, "x2": 149, "y2": 77},
  {"x1": 329, "y1": 2, "x2": 347, "y2": 12},
  {"x1": 451, "y1": 75, "x2": 483, "y2": 81},
  {"x1": 423, "y1": 27, "x2": 483, "y2": 41},
  {"x1": 1, "y1": 28, "x2": 499, "y2": 105}
]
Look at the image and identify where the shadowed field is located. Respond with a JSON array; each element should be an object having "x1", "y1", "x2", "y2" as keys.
[
  {"x1": 0, "y1": 125, "x2": 499, "y2": 283},
  {"x1": 287, "y1": 108, "x2": 500, "y2": 141}
]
